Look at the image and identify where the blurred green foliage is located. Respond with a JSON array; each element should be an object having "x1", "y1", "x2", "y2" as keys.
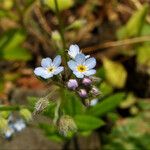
[
  {"x1": 26, "y1": 90, "x2": 125, "y2": 141},
  {"x1": 117, "y1": 4, "x2": 149, "y2": 39},
  {"x1": 103, "y1": 101, "x2": 150, "y2": 150},
  {"x1": 0, "y1": 0, "x2": 149, "y2": 148},
  {"x1": 0, "y1": 29, "x2": 32, "y2": 61},
  {"x1": 43, "y1": 0, "x2": 74, "y2": 12}
]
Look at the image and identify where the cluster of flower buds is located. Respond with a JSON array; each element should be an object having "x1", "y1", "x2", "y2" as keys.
[
  {"x1": 34, "y1": 44, "x2": 101, "y2": 107},
  {"x1": 67, "y1": 77, "x2": 100, "y2": 106}
]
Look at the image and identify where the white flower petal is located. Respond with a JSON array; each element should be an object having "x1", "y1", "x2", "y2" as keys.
[
  {"x1": 53, "y1": 55, "x2": 61, "y2": 67},
  {"x1": 41, "y1": 58, "x2": 52, "y2": 68},
  {"x1": 85, "y1": 55, "x2": 90, "y2": 59},
  {"x1": 34, "y1": 67, "x2": 45, "y2": 76},
  {"x1": 75, "y1": 53, "x2": 86, "y2": 64},
  {"x1": 84, "y1": 57, "x2": 96, "y2": 69},
  {"x1": 13, "y1": 119, "x2": 26, "y2": 132},
  {"x1": 40, "y1": 71, "x2": 53, "y2": 79},
  {"x1": 54, "y1": 66, "x2": 64, "y2": 75},
  {"x1": 68, "y1": 44, "x2": 80, "y2": 59},
  {"x1": 73, "y1": 71, "x2": 84, "y2": 78},
  {"x1": 84, "y1": 69, "x2": 96, "y2": 76},
  {"x1": 68, "y1": 60, "x2": 77, "y2": 70}
]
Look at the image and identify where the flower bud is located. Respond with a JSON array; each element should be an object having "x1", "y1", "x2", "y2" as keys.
[
  {"x1": 57, "y1": 115, "x2": 77, "y2": 136},
  {"x1": 0, "y1": 117, "x2": 8, "y2": 133},
  {"x1": 82, "y1": 78, "x2": 92, "y2": 86},
  {"x1": 67, "y1": 79, "x2": 78, "y2": 90},
  {"x1": 90, "y1": 99, "x2": 98, "y2": 106},
  {"x1": 82, "y1": 99, "x2": 90, "y2": 107},
  {"x1": 0, "y1": 111, "x2": 10, "y2": 119},
  {"x1": 67, "y1": 19, "x2": 86, "y2": 30},
  {"x1": 78, "y1": 89, "x2": 88, "y2": 98},
  {"x1": 91, "y1": 86, "x2": 100, "y2": 96},
  {"x1": 51, "y1": 30, "x2": 61, "y2": 42},
  {"x1": 20, "y1": 108, "x2": 32, "y2": 122},
  {"x1": 34, "y1": 97, "x2": 49, "y2": 115}
]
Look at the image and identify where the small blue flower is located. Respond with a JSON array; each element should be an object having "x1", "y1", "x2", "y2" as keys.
[
  {"x1": 68, "y1": 44, "x2": 81, "y2": 59},
  {"x1": 13, "y1": 119, "x2": 26, "y2": 132},
  {"x1": 4, "y1": 127, "x2": 14, "y2": 139},
  {"x1": 68, "y1": 44, "x2": 90, "y2": 59},
  {"x1": 68, "y1": 53, "x2": 96, "y2": 78},
  {"x1": 34, "y1": 55, "x2": 64, "y2": 79}
]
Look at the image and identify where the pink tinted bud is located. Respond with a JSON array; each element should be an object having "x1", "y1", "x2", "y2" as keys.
[
  {"x1": 78, "y1": 89, "x2": 88, "y2": 98},
  {"x1": 91, "y1": 86, "x2": 100, "y2": 96},
  {"x1": 67, "y1": 79, "x2": 78, "y2": 90},
  {"x1": 82, "y1": 78, "x2": 92, "y2": 86}
]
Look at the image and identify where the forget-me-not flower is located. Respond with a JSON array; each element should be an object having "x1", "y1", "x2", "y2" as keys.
[
  {"x1": 68, "y1": 53, "x2": 96, "y2": 78},
  {"x1": 34, "y1": 55, "x2": 64, "y2": 79},
  {"x1": 68, "y1": 44, "x2": 90, "y2": 59}
]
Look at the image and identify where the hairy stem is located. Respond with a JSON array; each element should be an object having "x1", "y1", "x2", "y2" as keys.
[
  {"x1": 53, "y1": 99, "x2": 61, "y2": 124},
  {"x1": 83, "y1": 35, "x2": 150, "y2": 54}
]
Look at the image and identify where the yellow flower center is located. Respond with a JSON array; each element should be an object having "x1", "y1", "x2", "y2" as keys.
[
  {"x1": 47, "y1": 66, "x2": 55, "y2": 73},
  {"x1": 77, "y1": 65, "x2": 87, "y2": 73}
]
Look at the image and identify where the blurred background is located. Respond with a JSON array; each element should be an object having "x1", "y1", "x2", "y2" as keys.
[{"x1": 0, "y1": 0, "x2": 150, "y2": 149}]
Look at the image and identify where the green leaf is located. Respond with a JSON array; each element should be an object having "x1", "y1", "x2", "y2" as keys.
[
  {"x1": 27, "y1": 96, "x2": 37, "y2": 111},
  {"x1": 117, "y1": 4, "x2": 149, "y2": 39},
  {"x1": 74, "y1": 115, "x2": 104, "y2": 131},
  {"x1": 141, "y1": 23, "x2": 150, "y2": 36},
  {"x1": 2, "y1": 47, "x2": 32, "y2": 61},
  {"x1": 62, "y1": 89, "x2": 85, "y2": 116},
  {"x1": 136, "y1": 44, "x2": 150, "y2": 67},
  {"x1": 39, "y1": 123, "x2": 64, "y2": 142},
  {"x1": 47, "y1": 134, "x2": 64, "y2": 142},
  {"x1": 0, "y1": 9, "x2": 18, "y2": 20},
  {"x1": 0, "y1": 29, "x2": 32, "y2": 61},
  {"x1": 100, "y1": 81, "x2": 113, "y2": 96},
  {"x1": 0, "y1": 29, "x2": 26, "y2": 49},
  {"x1": 103, "y1": 58, "x2": 127, "y2": 88},
  {"x1": 44, "y1": 0, "x2": 74, "y2": 12},
  {"x1": 138, "y1": 100, "x2": 150, "y2": 110},
  {"x1": 96, "y1": 66, "x2": 105, "y2": 79},
  {"x1": 1, "y1": 0, "x2": 14, "y2": 10},
  {"x1": 126, "y1": 4, "x2": 149, "y2": 37},
  {"x1": 0, "y1": 78, "x2": 4, "y2": 92},
  {"x1": 87, "y1": 93, "x2": 125, "y2": 117},
  {"x1": 39, "y1": 123, "x2": 57, "y2": 135},
  {"x1": 120, "y1": 93, "x2": 137, "y2": 109}
]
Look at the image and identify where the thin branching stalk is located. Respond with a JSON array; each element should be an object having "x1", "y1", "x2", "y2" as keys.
[
  {"x1": 0, "y1": 106, "x2": 21, "y2": 111},
  {"x1": 83, "y1": 35, "x2": 150, "y2": 54},
  {"x1": 54, "y1": 0, "x2": 68, "y2": 63},
  {"x1": 53, "y1": 99, "x2": 61, "y2": 124}
]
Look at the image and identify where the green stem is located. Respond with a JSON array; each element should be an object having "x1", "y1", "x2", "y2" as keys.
[
  {"x1": 54, "y1": 0, "x2": 66, "y2": 49},
  {"x1": 53, "y1": 99, "x2": 61, "y2": 124},
  {"x1": 0, "y1": 106, "x2": 20, "y2": 111},
  {"x1": 54, "y1": 0, "x2": 68, "y2": 67}
]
